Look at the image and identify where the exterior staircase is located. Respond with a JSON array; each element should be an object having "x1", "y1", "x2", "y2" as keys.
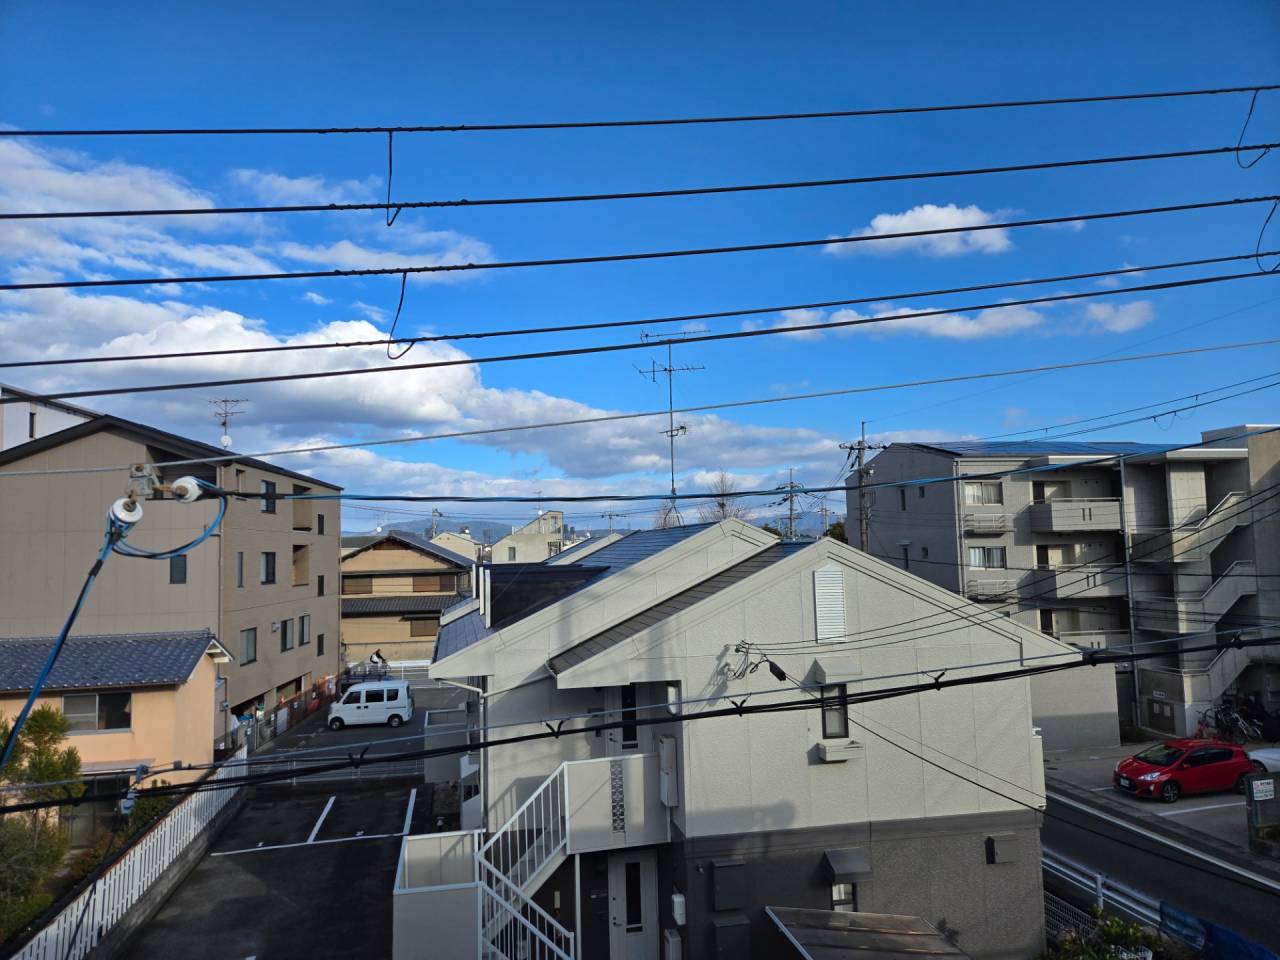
[
  {"x1": 476, "y1": 764, "x2": 575, "y2": 960},
  {"x1": 1135, "y1": 561, "x2": 1257, "y2": 634},
  {"x1": 1136, "y1": 491, "x2": 1251, "y2": 563}
]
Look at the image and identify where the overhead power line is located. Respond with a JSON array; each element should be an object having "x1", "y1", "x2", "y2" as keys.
[
  {"x1": 2, "y1": 250, "x2": 1272, "y2": 371},
  {"x1": 2, "y1": 269, "x2": 1276, "y2": 406},
  {"x1": 2, "y1": 83, "x2": 1274, "y2": 137},
  {"x1": 7, "y1": 142, "x2": 1276, "y2": 223},
  {"x1": 3, "y1": 195, "x2": 1276, "y2": 293},
  {"x1": 2, "y1": 340, "x2": 1278, "y2": 481}
]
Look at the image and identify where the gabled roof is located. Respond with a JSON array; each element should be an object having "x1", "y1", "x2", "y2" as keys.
[
  {"x1": 433, "y1": 609, "x2": 493, "y2": 661},
  {"x1": 0, "y1": 409, "x2": 339, "y2": 488},
  {"x1": 548, "y1": 542, "x2": 805, "y2": 675},
  {"x1": 342, "y1": 595, "x2": 458, "y2": 616},
  {"x1": 544, "y1": 531, "x2": 631, "y2": 565},
  {"x1": 0, "y1": 630, "x2": 230, "y2": 693},
  {"x1": 0, "y1": 382, "x2": 101, "y2": 420},
  {"x1": 340, "y1": 530, "x2": 474, "y2": 569},
  {"x1": 902, "y1": 439, "x2": 1167, "y2": 459}
]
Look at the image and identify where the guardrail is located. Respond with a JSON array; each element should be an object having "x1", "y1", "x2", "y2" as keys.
[{"x1": 1042, "y1": 847, "x2": 1163, "y2": 929}]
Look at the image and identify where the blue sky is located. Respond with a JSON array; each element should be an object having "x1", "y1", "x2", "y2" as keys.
[{"x1": 1, "y1": 2, "x2": 1278, "y2": 532}]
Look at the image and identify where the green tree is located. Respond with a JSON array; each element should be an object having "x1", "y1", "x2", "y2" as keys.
[
  {"x1": 0, "y1": 706, "x2": 83, "y2": 939},
  {"x1": 824, "y1": 520, "x2": 847, "y2": 543}
]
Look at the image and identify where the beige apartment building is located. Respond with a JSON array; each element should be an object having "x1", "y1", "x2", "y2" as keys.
[
  {"x1": 492, "y1": 510, "x2": 576, "y2": 563},
  {"x1": 847, "y1": 428, "x2": 1280, "y2": 740},
  {"x1": 0, "y1": 413, "x2": 342, "y2": 738},
  {"x1": 340, "y1": 530, "x2": 471, "y2": 662}
]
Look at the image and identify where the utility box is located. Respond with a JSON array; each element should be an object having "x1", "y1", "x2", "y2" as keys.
[
  {"x1": 711, "y1": 858, "x2": 746, "y2": 911},
  {"x1": 712, "y1": 916, "x2": 750, "y2": 957}
]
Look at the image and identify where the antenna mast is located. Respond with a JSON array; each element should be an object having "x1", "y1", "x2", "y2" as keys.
[{"x1": 637, "y1": 334, "x2": 704, "y2": 525}]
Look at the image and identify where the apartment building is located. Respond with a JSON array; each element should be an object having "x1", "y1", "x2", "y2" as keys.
[
  {"x1": 0, "y1": 413, "x2": 342, "y2": 737},
  {"x1": 340, "y1": 530, "x2": 473, "y2": 662},
  {"x1": 492, "y1": 510, "x2": 578, "y2": 563},
  {"x1": 0, "y1": 384, "x2": 94, "y2": 451},
  {"x1": 431, "y1": 528, "x2": 483, "y2": 562},
  {"x1": 394, "y1": 520, "x2": 1077, "y2": 960},
  {"x1": 847, "y1": 429, "x2": 1279, "y2": 739}
]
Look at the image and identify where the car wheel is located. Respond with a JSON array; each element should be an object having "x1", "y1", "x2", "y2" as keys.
[
  {"x1": 1236, "y1": 773, "x2": 1253, "y2": 794},
  {"x1": 388, "y1": 714, "x2": 403, "y2": 728},
  {"x1": 1159, "y1": 781, "x2": 1180, "y2": 803},
  {"x1": 1251, "y1": 760, "x2": 1267, "y2": 775},
  {"x1": 329, "y1": 717, "x2": 345, "y2": 731}
]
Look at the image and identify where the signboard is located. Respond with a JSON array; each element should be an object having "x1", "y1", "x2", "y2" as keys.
[
  {"x1": 1151, "y1": 690, "x2": 1167, "y2": 700},
  {"x1": 1253, "y1": 778, "x2": 1276, "y2": 802}
]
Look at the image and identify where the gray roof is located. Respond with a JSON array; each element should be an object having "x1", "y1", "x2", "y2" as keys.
[
  {"x1": 549, "y1": 542, "x2": 805, "y2": 674},
  {"x1": 907, "y1": 440, "x2": 1167, "y2": 458},
  {"x1": 433, "y1": 523, "x2": 721, "y2": 664},
  {"x1": 342, "y1": 595, "x2": 458, "y2": 616},
  {"x1": 545, "y1": 531, "x2": 633, "y2": 564},
  {"x1": 767, "y1": 906, "x2": 972, "y2": 959},
  {"x1": 0, "y1": 630, "x2": 228, "y2": 694},
  {"x1": 341, "y1": 530, "x2": 474, "y2": 569}
]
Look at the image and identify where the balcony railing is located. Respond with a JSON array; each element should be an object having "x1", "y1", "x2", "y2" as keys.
[
  {"x1": 962, "y1": 511, "x2": 1013, "y2": 534},
  {"x1": 965, "y1": 575, "x2": 1019, "y2": 599},
  {"x1": 1029, "y1": 498, "x2": 1122, "y2": 533},
  {"x1": 1134, "y1": 560, "x2": 1258, "y2": 634},
  {"x1": 1037, "y1": 565, "x2": 1127, "y2": 599}
]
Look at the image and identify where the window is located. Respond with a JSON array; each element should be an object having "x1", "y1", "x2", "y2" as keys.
[
  {"x1": 342, "y1": 690, "x2": 361, "y2": 705},
  {"x1": 292, "y1": 544, "x2": 309, "y2": 585},
  {"x1": 387, "y1": 688, "x2": 400, "y2": 702},
  {"x1": 317, "y1": 513, "x2": 325, "y2": 536},
  {"x1": 260, "y1": 552, "x2": 276, "y2": 584},
  {"x1": 240, "y1": 627, "x2": 257, "y2": 664},
  {"x1": 507, "y1": 546, "x2": 517, "y2": 562},
  {"x1": 299, "y1": 614, "x2": 311, "y2": 646},
  {"x1": 921, "y1": 546, "x2": 929, "y2": 559},
  {"x1": 624, "y1": 861, "x2": 643, "y2": 931},
  {"x1": 279, "y1": 618, "x2": 293, "y2": 651},
  {"x1": 169, "y1": 554, "x2": 187, "y2": 584},
  {"x1": 963, "y1": 481, "x2": 1004, "y2": 506},
  {"x1": 968, "y1": 546, "x2": 1007, "y2": 569},
  {"x1": 899, "y1": 488, "x2": 907, "y2": 511},
  {"x1": 344, "y1": 577, "x2": 372, "y2": 595},
  {"x1": 832, "y1": 882, "x2": 857, "y2": 913},
  {"x1": 234, "y1": 469, "x2": 245, "y2": 493},
  {"x1": 813, "y1": 567, "x2": 847, "y2": 642},
  {"x1": 410, "y1": 619, "x2": 436, "y2": 637},
  {"x1": 28, "y1": 410, "x2": 37, "y2": 439},
  {"x1": 235, "y1": 552, "x2": 244, "y2": 588},
  {"x1": 261, "y1": 480, "x2": 277, "y2": 513},
  {"x1": 901, "y1": 546, "x2": 909, "y2": 571},
  {"x1": 365, "y1": 688, "x2": 385, "y2": 704},
  {"x1": 317, "y1": 633, "x2": 325, "y2": 656},
  {"x1": 413, "y1": 575, "x2": 440, "y2": 593},
  {"x1": 821, "y1": 685, "x2": 848, "y2": 739},
  {"x1": 62, "y1": 692, "x2": 132, "y2": 732},
  {"x1": 620, "y1": 685, "x2": 638, "y2": 748},
  {"x1": 317, "y1": 574, "x2": 325, "y2": 597},
  {"x1": 917, "y1": 486, "x2": 925, "y2": 499}
]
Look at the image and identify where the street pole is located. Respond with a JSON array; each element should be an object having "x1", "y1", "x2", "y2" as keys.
[
  {"x1": 787, "y1": 468, "x2": 796, "y2": 539},
  {"x1": 857, "y1": 422, "x2": 869, "y2": 552}
]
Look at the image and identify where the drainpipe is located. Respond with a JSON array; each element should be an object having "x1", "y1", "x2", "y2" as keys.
[{"x1": 1119, "y1": 458, "x2": 1141, "y2": 728}]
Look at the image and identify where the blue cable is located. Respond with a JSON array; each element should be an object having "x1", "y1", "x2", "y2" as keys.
[{"x1": 111, "y1": 495, "x2": 227, "y2": 559}]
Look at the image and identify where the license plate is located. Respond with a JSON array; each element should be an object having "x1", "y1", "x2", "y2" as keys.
[{"x1": 1119, "y1": 776, "x2": 1131, "y2": 788}]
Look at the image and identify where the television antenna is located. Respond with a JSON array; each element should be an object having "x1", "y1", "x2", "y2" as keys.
[
  {"x1": 209, "y1": 398, "x2": 247, "y2": 449},
  {"x1": 636, "y1": 333, "x2": 704, "y2": 525}
]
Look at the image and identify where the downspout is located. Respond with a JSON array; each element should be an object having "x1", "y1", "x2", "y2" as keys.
[
  {"x1": 1119, "y1": 457, "x2": 1141, "y2": 728},
  {"x1": 952, "y1": 459, "x2": 966, "y2": 594}
]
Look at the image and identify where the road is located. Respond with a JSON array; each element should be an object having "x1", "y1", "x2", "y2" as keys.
[{"x1": 1043, "y1": 792, "x2": 1280, "y2": 950}]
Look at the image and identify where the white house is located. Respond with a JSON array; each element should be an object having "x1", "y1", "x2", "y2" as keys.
[{"x1": 395, "y1": 520, "x2": 1079, "y2": 960}]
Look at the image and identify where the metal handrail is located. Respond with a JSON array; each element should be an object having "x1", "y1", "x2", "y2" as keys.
[
  {"x1": 1042, "y1": 847, "x2": 1163, "y2": 929},
  {"x1": 479, "y1": 873, "x2": 574, "y2": 960}
]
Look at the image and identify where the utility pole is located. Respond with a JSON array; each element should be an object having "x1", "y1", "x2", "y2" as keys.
[
  {"x1": 839, "y1": 421, "x2": 889, "y2": 553},
  {"x1": 430, "y1": 508, "x2": 443, "y2": 538},
  {"x1": 818, "y1": 504, "x2": 829, "y2": 537},
  {"x1": 787, "y1": 468, "x2": 797, "y2": 539},
  {"x1": 209, "y1": 398, "x2": 247, "y2": 449},
  {"x1": 637, "y1": 333, "x2": 704, "y2": 525},
  {"x1": 601, "y1": 511, "x2": 622, "y2": 533}
]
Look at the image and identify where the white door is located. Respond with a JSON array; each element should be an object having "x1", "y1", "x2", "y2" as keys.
[
  {"x1": 363, "y1": 686, "x2": 388, "y2": 722},
  {"x1": 607, "y1": 850, "x2": 658, "y2": 960}
]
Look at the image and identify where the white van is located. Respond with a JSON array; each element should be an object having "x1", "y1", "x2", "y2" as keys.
[{"x1": 328, "y1": 680, "x2": 414, "y2": 730}]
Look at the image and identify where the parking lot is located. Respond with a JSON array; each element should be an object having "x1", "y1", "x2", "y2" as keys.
[
  {"x1": 1044, "y1": 741, "x2": 1252, "y2": 849},
  {"x1": 123, "y1": 685, "x2": 466, "y2": 960}
]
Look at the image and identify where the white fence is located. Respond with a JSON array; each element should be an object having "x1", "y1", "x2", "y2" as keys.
[
  {"x1": 11, "y1": 747, "x2": 246, "y2": 960},
  {"x1": 1042, "y1": 847, "x2": 1162, "y2": 928}
]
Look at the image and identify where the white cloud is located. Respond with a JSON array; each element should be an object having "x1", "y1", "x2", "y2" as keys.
[
  {"x1": 824, "y1": 203, "x2": 1012, "y2": 257},
  {"x1": 228, "y1": 168, "x2": 379, "y2": 205},
  {"x1": 1085, "y1": 300, "x2": 1154, "y2": 333},
  {"x1": 746, "y1": 302, "x2": 1045, "y2": 340},
  {"x1": 1002, "y1": 407, "x2": 1027, "y2": 428},
  {"x1": 302, "y1": 291, "x2": 332, "y2": 306},
  {"x1": 278, "y1": 233, "x2": 493, "y2": 284}
]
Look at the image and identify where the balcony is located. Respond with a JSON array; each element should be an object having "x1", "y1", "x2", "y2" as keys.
[
  {"x1": 965, "y1": 573, "x2": 1019, "y2": 599},
  {"x1": 962, "y1": 511, "x2": 1013, "y2": 535},
  {"x1": 1029, "y1": 498, "x2": 1122, "y2": 533},
  {"x1": 1134, "y1": 561, "x2": 1258, "y2": 634},
  {"x1": 1055, "y1": 629, "x2": 1132, "y2": 651},
  {"x1": 1037, "y1": 565, "x2": 1127, "y2": 600}
]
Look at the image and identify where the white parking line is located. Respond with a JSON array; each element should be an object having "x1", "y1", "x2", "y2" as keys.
[
  {"x1": 1088, "y1": 786, "x2": 1113, "y2": 792},
  {"x1": 1155, "y1": 799, "x2": 1245, "y2": 817},
  {"x1": 402, "y1": 787, "x2": 418, "y2": 835},
  {"x1": 307, "y1": 796, "x2": 336, "y2": 844},
  {"x1": 212, "y1": 832, "x2": 401, "y2": 857}
]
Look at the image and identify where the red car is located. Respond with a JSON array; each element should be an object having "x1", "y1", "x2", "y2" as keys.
[{"x1": 1113, "y1": 739, "x2": 1263, "y2": 803}]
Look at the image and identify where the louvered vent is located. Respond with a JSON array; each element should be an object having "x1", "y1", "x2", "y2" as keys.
[{"x1": 814, "y1": 567, "x2": 846, "y2": 642}]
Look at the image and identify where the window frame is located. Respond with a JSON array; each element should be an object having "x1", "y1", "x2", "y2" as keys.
[
  {"x1": 507, "y1": 546, "x2": 517, "y2": 562},
  {"x1": 317, "y1": 574, "x2": 325, "y2": 597},
  {"x1": 260, "y1": 551, "x2": 277, "y2": 585},
  {"x1": 298, "y1": 614, "x2": 311, "y2": 646},
  {"x1": 240, "y1": 627, "x2": 258, "y2": 665},
  {"x1": 967, "y1": 545, "x2": 1007, "y2": 569},
  {"x1": 169, "y1": 553, "x2": 187, "y2": 584},
  {"x1": 316, "y1": 513, "x2": 325, "y2": 535},
  {"x1": 260, "y1": 479, "x2": 277, "y2": 513},
  {"x1": 820, "y1": 684, "x2": 849, "y2": 740},
  {"x1": 963, "y1": 481, "x2": 1004, "y2": 506},
  {"x1": 279, "y1": 618, "x2": 293, "y2": 652},
  {"x1": 235, "y1": 551, "x2": 244, "y2": 588},
  {"x1": 831, "y1": 881, "x2": 857, "y2": 913},
  {"x1": 62, "y1": 691, "x2": 132, "y2": 732}
]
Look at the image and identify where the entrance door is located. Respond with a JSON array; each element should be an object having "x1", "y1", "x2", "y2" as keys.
[
  {"x1": 607, "y1": 850, "x2": 658, "y2": 960},
  {"x1": 605, "y1": 685, "x2": 648, "y2": 756}
]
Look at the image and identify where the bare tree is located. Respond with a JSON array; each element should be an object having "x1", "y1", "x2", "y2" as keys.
[
  {"x1": 653, "y1": 500, "x2": 682, "y2": 529},
  {"x1": 697, "y1": 471, "x2": 752, "y2": 523}
]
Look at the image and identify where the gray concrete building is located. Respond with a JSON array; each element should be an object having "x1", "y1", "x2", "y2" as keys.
[
  {"x1": 845, "y1": 430, "x2": 1279, "y2": 740},
  {"x1": 0, "y1": 413, "x2": 342, "y2": 739},
  {"x1": 394, "y1": 520, "x2": 1076, "y2": 960},
  {"x1": 491, "y1": 510, "x2": 580, "y2": 563}
]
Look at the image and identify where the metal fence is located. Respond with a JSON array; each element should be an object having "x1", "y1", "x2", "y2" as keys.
[
  {"x1": 11, "y1": 747, "x2": 246, "y2": 960},
  {"x1": 1044, "y1": 890, "x2": 1099, "y2": 943},
  {"x1": 1042, "y1": 847, "x2": 1163, "y2": 928},
  {"x1": 215, "y1": 677, "x2": 338, "y2": 756}
]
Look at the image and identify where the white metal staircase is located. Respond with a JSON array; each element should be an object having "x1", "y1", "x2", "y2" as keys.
[{"x1": 476, "y1": 765, "x2": 575, "y2": 960}]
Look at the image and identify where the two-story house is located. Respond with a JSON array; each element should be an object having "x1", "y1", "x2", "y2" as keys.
[
  {"x1": 393, "y1": 520, "x2": 1079, "y2": 960},
  {"x1": 0, "y1": 412, "x2": 342, "y2": 739},
  {"x1": 492, "y1": 510, "x2": 579, "y2": 563},
  {"x1": 847, "y1": 429, "x2": 1278, "y2": 739},
  {"x1": 340, "y1": 530, "x2": 473, "y2": 662}
]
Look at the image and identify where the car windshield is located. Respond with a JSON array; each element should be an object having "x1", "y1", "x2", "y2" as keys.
[{"x1": 1134, "y1": 744, "x2": 1183, "y2": 767}]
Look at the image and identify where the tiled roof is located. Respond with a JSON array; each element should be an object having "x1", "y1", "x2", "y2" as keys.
[
  {"x1": 340, "y1": 530, "x2": 474, "y2": 569},
  {"x1": 342, "y1": 595, "x2": 459, "y2": 616},
  {"x1": 0, "y1": 630, "x2": 227, "y2": 693},
  {"x1": 545, "y1": 532, "x2": 632, "y2": 564},
  {"x1": 907, "y1": 440, "x2": 1168, "y2": 458},
  {"x1": 548, "y1": 542, "x2": 806, "y2": 674},
  {"x1": 433, "y1": 610, "x2": 493, "y2": 661}
]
